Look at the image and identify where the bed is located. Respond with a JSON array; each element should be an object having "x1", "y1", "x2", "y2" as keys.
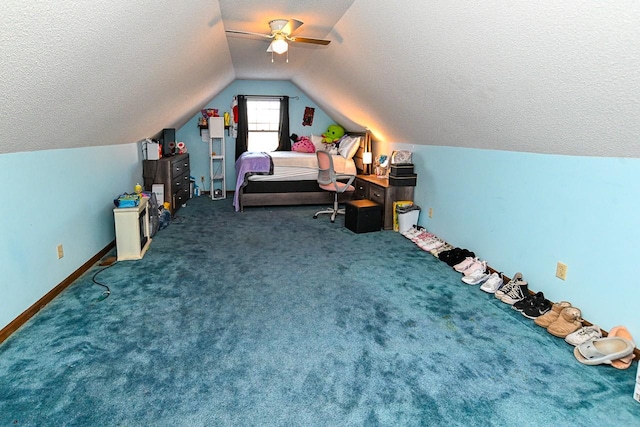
[{"x1": 234, "y1": 132, "x2": 368, "y2": 212}]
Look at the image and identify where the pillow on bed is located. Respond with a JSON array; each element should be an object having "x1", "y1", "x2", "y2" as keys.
[
  {"x1": 311, "y1": 134, "x2": 325, "y2": 152},
  {"x1": 291, "y1": 136, "x2": 316, "y2": 153},
  {"x1": 337, "y1": 135, "x2": 361, "y2": 159}
]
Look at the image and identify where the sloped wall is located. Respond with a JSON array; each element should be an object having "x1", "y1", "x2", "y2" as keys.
[
  {"x1": 0, "y1": 0, "x2": 234, "y2": 155},
  {"x1": 297, "y1": 1, "x2": 640, "y2": 157}
]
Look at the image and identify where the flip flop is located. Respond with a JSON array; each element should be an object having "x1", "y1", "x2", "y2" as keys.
[
  {"x1": 574, "y1": 336, "x2": 635, "y2": 366},
  {"x1": 608, "y1": 326, "x2": 636, "y2": 369}
]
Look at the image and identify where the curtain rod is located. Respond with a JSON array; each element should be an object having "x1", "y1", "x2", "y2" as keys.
[{"x1": 239, "y1": 95, "x2": 299, "y2": 100}]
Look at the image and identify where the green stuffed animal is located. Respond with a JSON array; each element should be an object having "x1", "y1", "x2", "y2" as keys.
[{"x1": 321, "y1": 124, "x2": 345, "y2": 144}]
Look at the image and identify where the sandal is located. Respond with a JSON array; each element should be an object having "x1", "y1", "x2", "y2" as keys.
[
  {"x1": 574, "y1": 337, "x2": 635, "y2": 366},
  {"x1": 608, "y1": 326, "x2": 636, "y2": 369}
]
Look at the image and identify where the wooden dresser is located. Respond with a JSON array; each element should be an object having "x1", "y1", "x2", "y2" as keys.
[
  {"x1": 143, "y1": 153, "x2": 190, "y2": 214},
  {"x1": 354, "y1": 174, "x2": 414, "y2": 230}
]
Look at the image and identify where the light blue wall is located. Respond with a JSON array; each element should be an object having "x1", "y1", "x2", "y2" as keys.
[
  {"x1": 176, "y1": 80, "x2": 335, "y2": 192},
  {"x1": 0, "y1": 80, "x2": 334, "y2": 334},
  {"x1": 0, "y1": 144, "x2": 141, "y2": 330},
  {"x1": 378, "y1": 141, "x2": 640, "y2": 338},
  {"x1": 4, "y1": 86, "x2": 637, "y2": 342}
]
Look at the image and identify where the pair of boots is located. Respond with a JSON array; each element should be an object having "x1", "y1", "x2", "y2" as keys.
[{"x1": 534, "y1": 301, "x2": 582, "y2": 338}]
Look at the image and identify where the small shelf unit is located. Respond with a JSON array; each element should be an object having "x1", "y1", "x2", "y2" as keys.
[
  {"x1": 113, "y1": 197, "x2": 151, "y2": 261},
  {"x1": 208, "y1": 117, "x2": 226, "y2": 200}
]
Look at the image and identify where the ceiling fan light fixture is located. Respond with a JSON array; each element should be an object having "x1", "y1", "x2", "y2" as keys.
[{"x1": 272, "y1": 35, "x2": 288, "y2": 54}]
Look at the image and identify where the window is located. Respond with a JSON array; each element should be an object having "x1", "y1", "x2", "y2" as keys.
[{"x1": 247, "y1": 98, "x2": 280, "y2": 152}]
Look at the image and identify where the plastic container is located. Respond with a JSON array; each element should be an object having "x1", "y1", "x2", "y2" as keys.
[{"x1": 396, "y1": 204, "x2": 420, "y2": 233}]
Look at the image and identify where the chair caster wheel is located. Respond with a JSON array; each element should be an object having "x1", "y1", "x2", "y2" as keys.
[{"x1": 313, "y1": 215, "x2": 318, "y2": 219}]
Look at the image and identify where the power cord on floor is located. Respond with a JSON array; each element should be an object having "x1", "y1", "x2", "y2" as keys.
[{"x1": 92, "y1": 261, "x2": 116, "y2": 301}]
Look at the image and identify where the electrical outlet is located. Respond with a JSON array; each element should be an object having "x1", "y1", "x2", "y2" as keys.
[
  {"x1": 200, "y1": 176, "x2": 205, "y2": 182},
  {"x1": 57, "y1": 244, "x2": 64, "y2": 259},
  {"x1": 556, "y1": 262, "x2": 567, "y2": 280},
  {"x1": 429, "y1": 208, "x2": 433, "y2": 218}
]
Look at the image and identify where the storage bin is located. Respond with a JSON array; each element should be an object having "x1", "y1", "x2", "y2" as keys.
[
  {"x1": 389, "y1": 174, "x2": 417, "y2": 186},
  {"x1": 390, "y1": 164, "x2": 414, "y2": 176},
  {"x1": 345, "y1": 199, "x2": 382, "y2": 233}
]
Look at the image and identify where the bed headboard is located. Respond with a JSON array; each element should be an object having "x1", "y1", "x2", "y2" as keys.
[{"x1": 351, "y1": 131, "x2": 372, "y2": 175}]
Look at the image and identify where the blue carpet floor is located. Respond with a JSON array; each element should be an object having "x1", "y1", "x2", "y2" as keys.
[{"x1": 1, "y1": 196, "x2": 639, "y2": 426}]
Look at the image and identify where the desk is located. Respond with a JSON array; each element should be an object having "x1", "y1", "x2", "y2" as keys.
[{"x1": 354, "y1": 175, "x2": 415, "y2": 230}]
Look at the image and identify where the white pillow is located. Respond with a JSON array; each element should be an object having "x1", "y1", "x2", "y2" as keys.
[
  {"x1": 338, "y1": 135, "x2": 361, "y2": 159},
  {"x1": 311, "y1": 134, "x2": 326, "y2": 152}
]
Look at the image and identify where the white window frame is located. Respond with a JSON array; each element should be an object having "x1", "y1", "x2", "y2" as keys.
[{"x1": 247, "y1": 98, "x2": 280, "y2": 152}]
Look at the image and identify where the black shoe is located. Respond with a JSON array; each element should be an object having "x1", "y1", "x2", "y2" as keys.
[
  {"x1": 513, "y1": 291, "x2": 544, "y2": 312},
  {"x1": 512, "y1": 292, "x2": 536, "y2": 312},
  {"x1": 522, "y1": 297, "x2": 552, "y2": 319}
]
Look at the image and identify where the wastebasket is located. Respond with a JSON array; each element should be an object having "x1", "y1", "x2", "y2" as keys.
[{"x1": 396, "y1": 204, "x2": 421, "y2": 233}]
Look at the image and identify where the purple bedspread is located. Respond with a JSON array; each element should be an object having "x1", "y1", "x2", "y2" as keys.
[{"x1": 234, "y1": 152, "x2": 274, "y2": 211}]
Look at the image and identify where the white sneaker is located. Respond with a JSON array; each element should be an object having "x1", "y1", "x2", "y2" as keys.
[
  {"x1": 419, "y1": 239, "x2": 444, "y2": 251},
  {"x1": 565, "y1": 325, "x2": 602, "y2": 346},
  {"x1": 480, "y1": 272, "x2": 504, "y2": 293},
  {"x1": 402, "y1": 226, "x2": 424, "y2": 239},
  {"x1": 411, "y1": 231, "x2": 434, "y2": 243},
  {"x1": 461, "y1": 269, "x2": 490, "y2": 285},
  {"x1": 495, "y1": 272, "x2": 524, "y2": 299},
  {"x1": 453, "y1": 257, "x2": 477, "y2": 273},
  {"x1": 463, "y1": 260, "x2": 487, "y2": 277}
]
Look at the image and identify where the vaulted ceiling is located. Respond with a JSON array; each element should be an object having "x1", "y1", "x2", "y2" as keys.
[{"x1": 2, "y1": 1, "x2": 639, "y2": 157}]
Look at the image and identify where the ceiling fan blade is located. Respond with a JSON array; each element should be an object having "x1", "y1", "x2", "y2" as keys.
[
  {"x1": 283, "y1": 19, "x2": 303, "y2": 35},
  {"x1": 226, "y1": 29, "x2": 273, "y2": 39},
  {"x1": 266, "y1": 42, "x2": 274, "y2": 53},
  {"x1": 289, "y1": 36, "x2": 331, "y2": 46}
]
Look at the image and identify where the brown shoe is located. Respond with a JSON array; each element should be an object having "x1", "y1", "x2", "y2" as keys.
[
  {"x1": 547, "y1": 307, "x2": 583, "y2": 338},
  {"x1": 534, "y1": 301, "x2": 571, "y2": 328}
]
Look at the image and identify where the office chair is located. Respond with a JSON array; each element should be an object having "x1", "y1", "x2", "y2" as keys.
[{"x1": 313, "y1": 150, "x2": 355, "y2": 222}]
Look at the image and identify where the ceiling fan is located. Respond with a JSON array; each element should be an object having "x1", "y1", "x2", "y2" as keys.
[{"x1": 226, "y1": 19, "x2": 330, "y2": 58}]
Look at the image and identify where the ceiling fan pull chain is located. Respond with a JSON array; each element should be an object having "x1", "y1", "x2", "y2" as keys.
[
  {"x1": 271, "y1": 51, "x2": 274, "y2": 63},
  {"x1": 286, "y1": 50, "x2": 289, "y2": 63}
]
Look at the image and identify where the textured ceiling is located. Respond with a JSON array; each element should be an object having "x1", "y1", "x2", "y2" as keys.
[
  {"x1": 2, "y1": 1, "x2": 640, "y2": 157},
  {"x1": 219, "y1": 0, "x2": 354, "y2": 80},
  {"x1": 0, "y1": 0, "x2": 233, "y2": 154}
]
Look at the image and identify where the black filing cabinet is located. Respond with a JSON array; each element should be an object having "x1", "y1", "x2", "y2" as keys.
[{"x1": 345, "y1": 199, "x2": 382, "y2": 233}]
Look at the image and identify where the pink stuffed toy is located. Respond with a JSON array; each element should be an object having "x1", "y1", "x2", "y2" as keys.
[{"x1": 291, "y1": 135, "x2": 315, "y2": 153}]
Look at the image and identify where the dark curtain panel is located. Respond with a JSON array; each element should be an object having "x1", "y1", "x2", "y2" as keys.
[
  {"x1": 235, "y1": 95, "x2": 248, "y2": 160},
  {"x1": 276, "y1": 96, "x2": 290, "y2": 151}
]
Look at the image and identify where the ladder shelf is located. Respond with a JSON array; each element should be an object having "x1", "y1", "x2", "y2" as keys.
[{"x1": 208, "y1": 117, "x2": 226, "y2": 200}]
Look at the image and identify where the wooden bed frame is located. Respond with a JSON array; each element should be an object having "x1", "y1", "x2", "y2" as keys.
[{"x1": 238, "y1": 132, "x2": 370, "y2": 211}]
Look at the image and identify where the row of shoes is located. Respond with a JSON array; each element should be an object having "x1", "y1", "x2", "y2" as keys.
[
  {"x1": 401, "y1": 226, "x2": 637, "y2": 369},
  {"x1": 402, "y1": 227, "x2": 451, "y2": 253},
  {"x1": 536, "y1": 303, "x2": 637, "y2": 369},
  {"x1": 408, "y1": 229, "x2": 566, "y2": 325},
  {"x1": 402, "y1": 227, "x2": 476, "y2": 265},
  {"x1": 452, "y1": 262, "x2": 554, "y2": 319},
  {"x1": 462, "y1": 264, "x2": 638, "y2": 368}
]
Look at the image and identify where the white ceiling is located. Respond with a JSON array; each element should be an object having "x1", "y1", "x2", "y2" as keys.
[
  {"x1": 2, "y1": 1, "x2": 640, "y2": 157},
  {"x1": 219, "y1": 0, "x2": 354, "y2": 80}
]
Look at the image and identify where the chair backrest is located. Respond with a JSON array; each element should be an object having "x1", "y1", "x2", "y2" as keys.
[{"x1": 316, "y1": 150, "x2": 334, "y2": 186}]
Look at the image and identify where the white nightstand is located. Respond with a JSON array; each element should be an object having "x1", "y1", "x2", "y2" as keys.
[{"x1": 113, "y1": 197, "x2": 151, "y2": 261}]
